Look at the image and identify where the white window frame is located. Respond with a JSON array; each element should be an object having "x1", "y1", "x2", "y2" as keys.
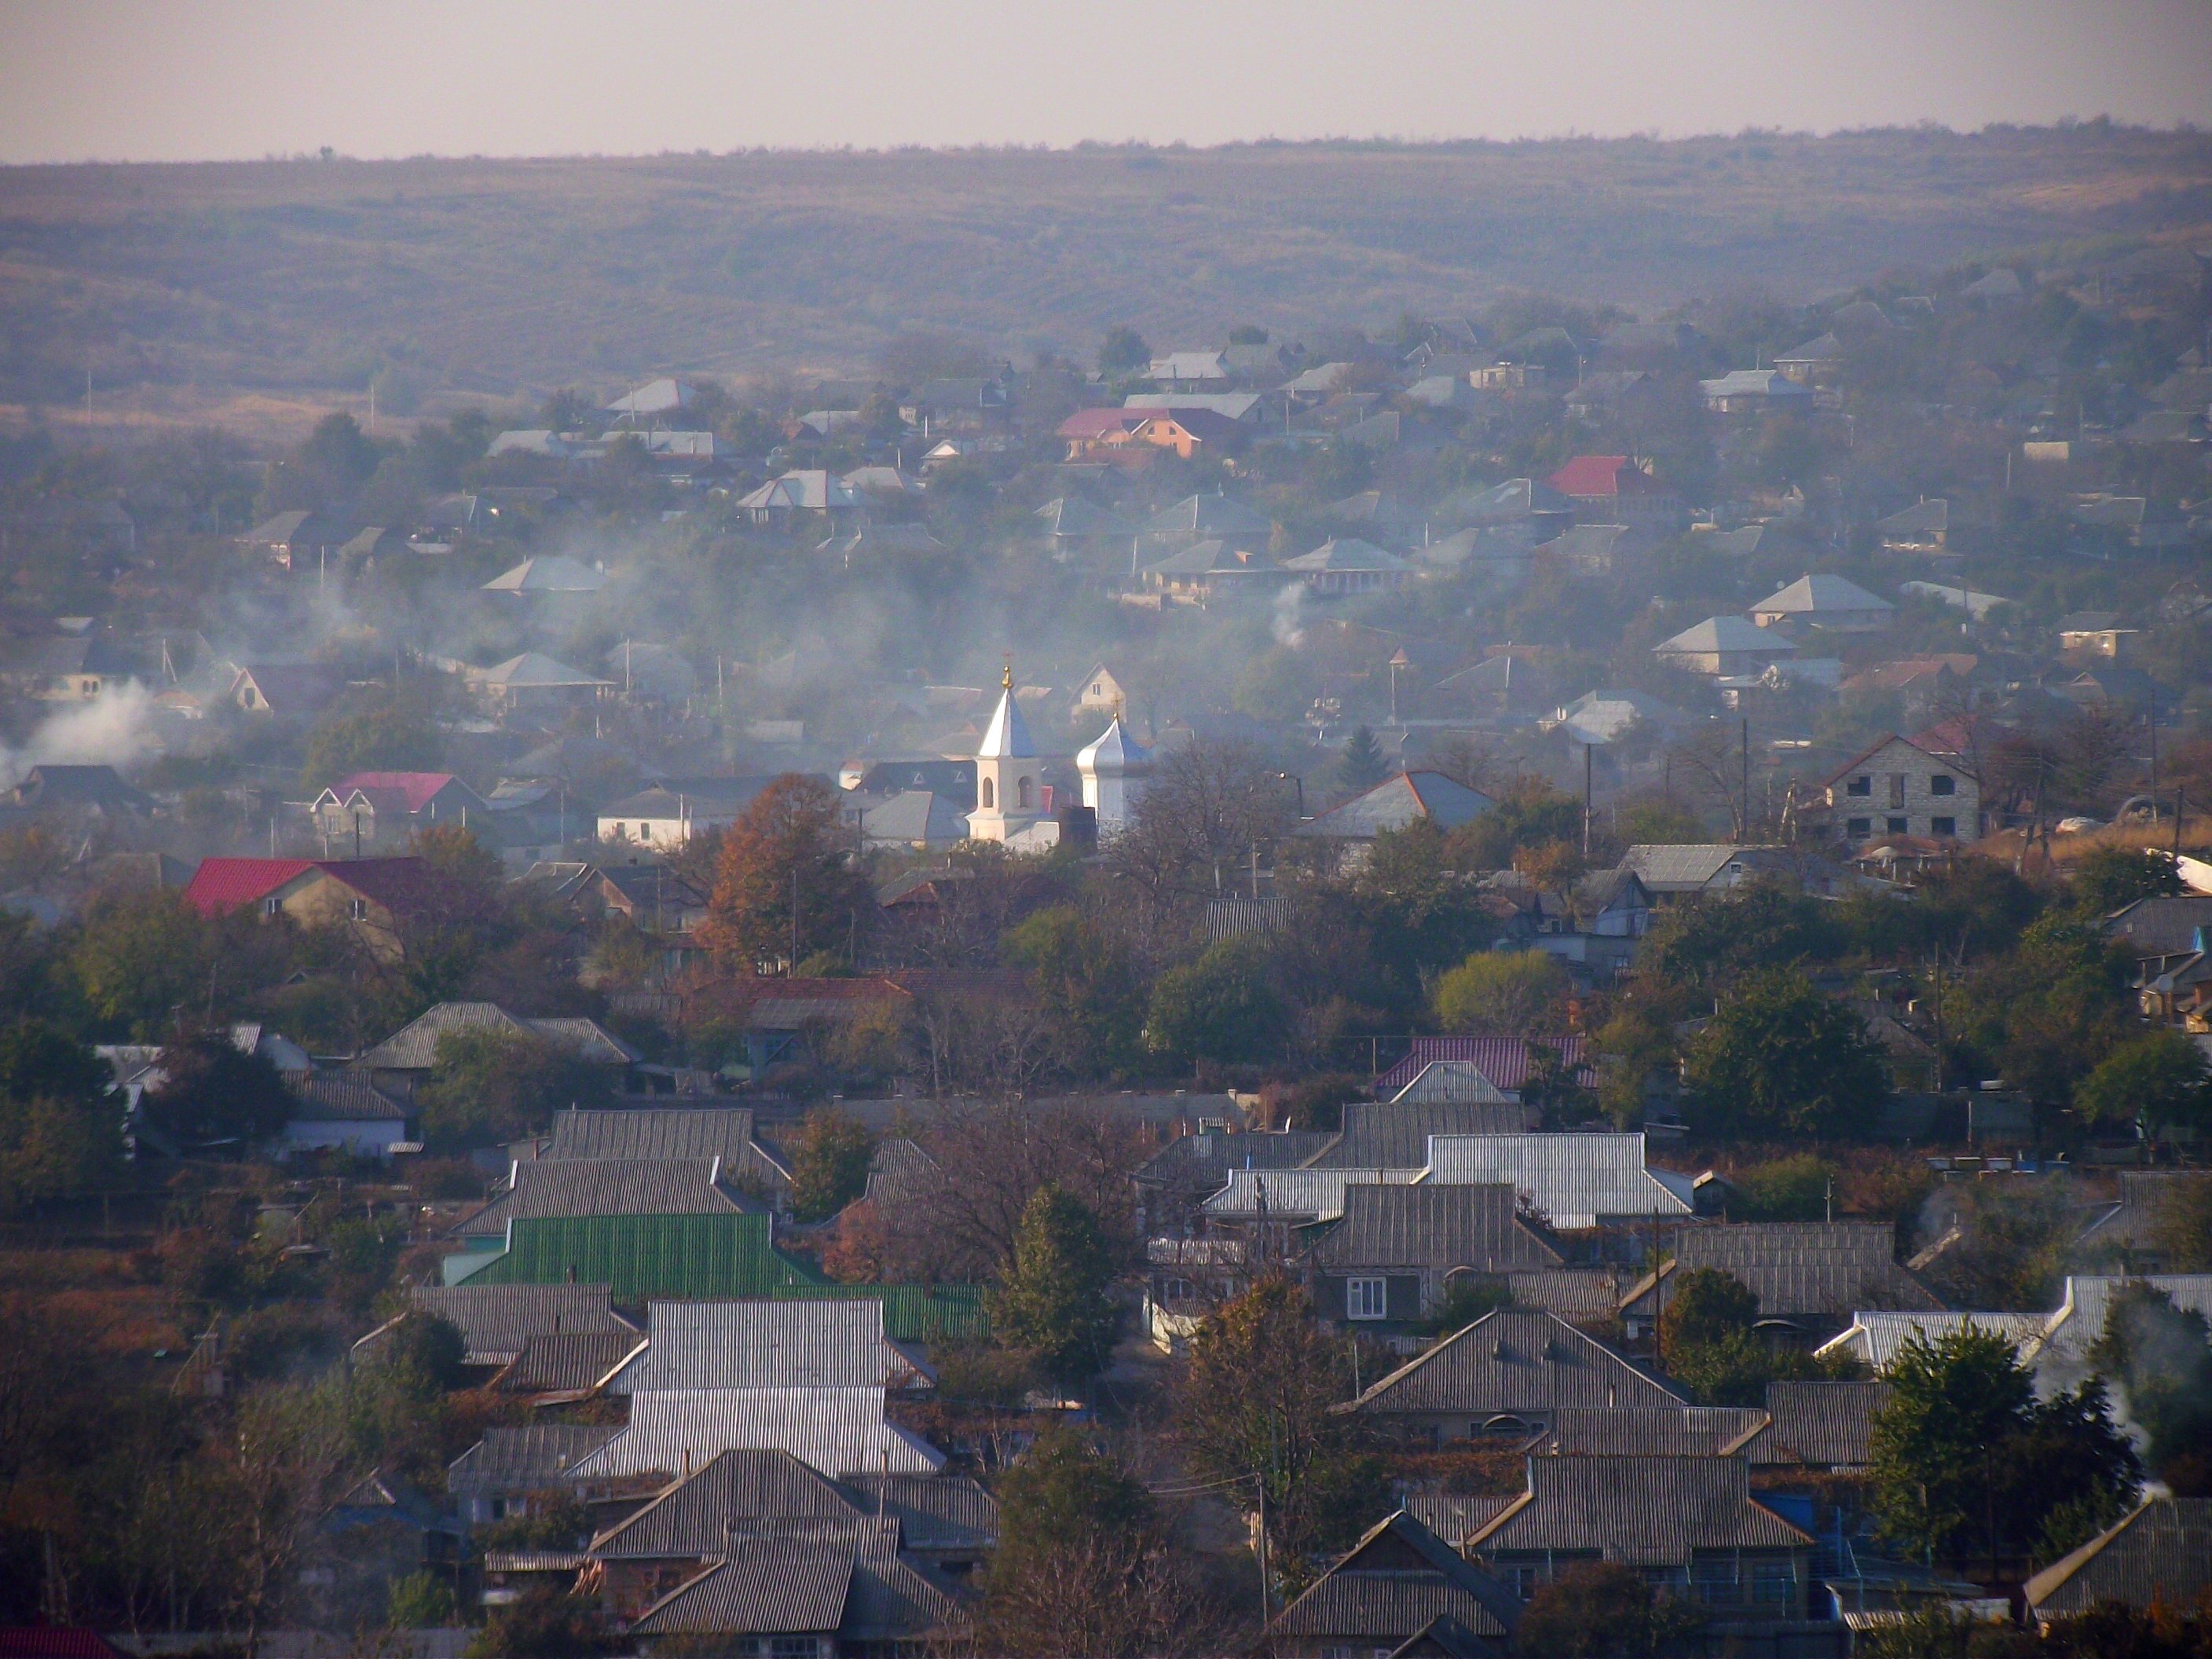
[{"x1": 1346, "y1": 1276, "x2": 1388, "y2": 1320}]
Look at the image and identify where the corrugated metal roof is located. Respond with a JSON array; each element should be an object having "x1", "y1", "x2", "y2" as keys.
[
  {"x1": 628, "y1": 1541, "x2": 852, "y2": 1635},
  {"x1": 1539, "y1": 1407, "x2": 1768, "y2": 1457},
  {"x1": 1385, "y1": 1064, "x2": 1518, "y2": 1108},
  {"x1": 1815, "y1": 1312, "x2": 2045, "y2": 1373},
  {"x1": 2026, "y1": 1497, "x2": 2212, "y2": 1617},
  {"x1": 591, "y1": 1448, "x2": 857, "y2": 1558},
  {"x1": 1471, "y1": 1455, "x2": 1811, "y2": 1562},
  {"x1": 498, "y1": 1331, "x2": 644, "y2": 1395},
  {"x1": 403, "y1": 1283, "x2": 636, "y2": 1365},
  {"x1": 1374, "y1": 1038, "x2": 1591, "y2": 1096},
  {"x1": 842, "y1": 1474, "x2": 998, "y2": 1552},
  {"x1": 1304, "y1": 1185, "x2": 1563, "y2": 1273},
  {"x1": 1622, "y1": 1221, "x2": 1941, "y2": 1323},
  {"x1": 457, "y1": 1158, "x2": 749, "y2": 1236},
  {"x1": 355, "y1": 1001, "x2": 638, "y2": 1070},
  {"x1": 1205, "y1": 1166, "x2": 1424, "y2": 1221},
  {"x1": 464, "y1": 1214, "x2": 822, "y2": 1298},
  {"x1": 2037, "y1": 1274, "x2": 2212, "y2": 1368},
  {"x1": 1423, "y1": 1133, "x2": 1694, "y2": 1229},
  {"x1": 610, "y1": 1301, "x2": 933, "y2": 1393},
  {"x1": 1350, "y1": 1306, "x2": 1684, "y2": 1417},
  {"x1": 572, "y1": 1388, "x2": 945, "y2": 1480},
  {"x1": 1134, "y1": 1129, "x2": 1335, "y2": 1185},
  {"x1": 447, "y1": 1424, "x2": 620, "y2": 1497},
  {"x1": 1401, "y1": 1492, "x2": 1519, "y2": 1549},
  {"x1": 287, "y1": 1074, "x2": 408, "y2": 1122},
  {"x1": 1295, "y1": 771, "x2": 1496, "y2": 840},
  {"x1": 548, "y1": 1106, "x2": 758, "y2": 1163},
  {"x1": 1619, "y1": 844, "x2": 1741, "y2": 893},
  {"x1": 1749, "y1": 1380, "x2": 1892, "y2": 1470},
  {"x1": 1502, "y1": 1269, "x2": 1627, "y2": 1323},
  {"x1": 1308, "y1": 1099, "x2": 1535, "y2": 1167},
  {"x1": 1273, "y1": 1511, "x2": 1521, "y2": 1643}
]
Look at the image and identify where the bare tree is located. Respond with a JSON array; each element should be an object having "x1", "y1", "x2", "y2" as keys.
[
  {"x1": 1667, "y1": 726, "x2": 1747, "y2": 841},
  {"x1": 210, "y1": 1382, "x2": 353, "y2": 1659},
  {"x1": 1112, "y1": 741, "x2": 1296, "y2": 915}
]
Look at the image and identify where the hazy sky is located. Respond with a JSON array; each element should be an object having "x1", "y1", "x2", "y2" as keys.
[{"x1": 2, "y1": 0, "x2": 2210, "y2": 164}]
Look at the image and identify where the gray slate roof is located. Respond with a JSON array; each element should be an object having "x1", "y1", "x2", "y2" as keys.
[
  {"x1": 1349, "y1": 1306, "x2": 1684, "y2": 1417},
  {"x1": 1470, "y1": 1455, "x2": 1812, "y2": 1562},
  {"x1": 287, "y1": 1074, "x2": 408, "y2": 1122},
  {"x1": 628, "y1": 1528, "x2": 960, "y2": 1641},
  {"x1": 1296, "y1": 771, "x2": 1496, "y2": 840},
  {"x1": 1273, "y1": 1510, "x2": 1522, "y2": 1645},
  {"x1": 1623, "y1": 1221, "x2": 1940, "y2": 1324},
  {"x1": 548, "y1": 1105, "x2": 757, "y2": 1161},
  {"x1": 356, "y1": 1001, "x2": 639, "y2": 1070},
  {"x1": 610, "y1": 1300, "x2": 932, "y2": 1393},
  {"x1": 458, "y1": 1158, "x2": 749, "y2": 1237},
  {"x1": 1749, "y1": 1379, "x2": 1892, "y2": 1470},
  {"x1": 592, "y1": 1448, "x2": 858, "y2": 1558},
  {"x1": 1304, "y1": 1184, "x2": 1564, "y2": 1274},
  {"x1": 498, "y1": 1331, "x2": 645, "y2": 1395},
  {"x1": 447, "y1": 1423, "x2": 621, "y2": 1499},
  {"x1": 1537, "y1": 1406, "x2": 1767, "y2": 1457},
  {"x1": 1386, "y1": 1064, "x2": 1519, "y2": 1108},
  {"x1": 1308, "y1": 1099, "x2": 1535, "y2": 1167},
  {"x1": 2025, "y1": 1497, "x2": 2212, "y2": 1617},
  {"x1": 1133, "y1": 1129, "x2": 1335, "y2": 1188},
  {"x1": 403, "y1": 1283, "x2": 638, "y2": 1365}
]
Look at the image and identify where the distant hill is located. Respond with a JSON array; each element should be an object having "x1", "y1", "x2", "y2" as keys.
[{"x1": 1, "y1": 127, "x2": 2208, "y2": 414}]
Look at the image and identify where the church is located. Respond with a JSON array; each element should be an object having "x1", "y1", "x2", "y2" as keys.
[{"x1": 964, "y1": 665, "x2": 1151, "y2": 848}]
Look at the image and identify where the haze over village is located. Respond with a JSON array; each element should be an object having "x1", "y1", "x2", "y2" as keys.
[{"x1": 3, "y1": 7, "x2": 2212, "y2": 1659}]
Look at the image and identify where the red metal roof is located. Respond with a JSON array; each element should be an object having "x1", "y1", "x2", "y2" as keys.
[
  {"x1": 331, "y1": 771, "x2": 464, "y2": 812},
  {"x1": 0, "y1": 1631, "x2": 126, "y2": 1659},
  {"x1": 1375, "y1": 1036, "x2": 1592, "y2": 1097},
  {"x1": 182, "y1": 857, "x2": 317, "y2": 916},
  {"x1": 1546, "y1": 455, "x2": 1666, "y2": 498}
]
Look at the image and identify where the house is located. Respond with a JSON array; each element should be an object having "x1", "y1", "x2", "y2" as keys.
[
  {"x1": 1132, "y1": 1127, "x2": 1337, "y2": 1237},
  {"x1": 1138, "y1": 539, "x2": 1284, "y2": 603},
  {"x1": 1372, "y1": 1037, "x2": 1595, "y2": 1098},
  {"x1": 1699, "y1": 369, "x2": 1815, "y2": 414},
  {"x1": 1772, "y1": 333, "x2": 1844, "y2": 385},
  {"x1": 1122, "y1": 407, "x2": 1249, "y2": 460},
  {"x1": 1376, "y1": 1066, "x2": 1531, "y2": 1113},
  {"x1": 1204, "y1": 1166, "x2": 1428, "y2": 1227},
  {"x1": 1533, "y1": 522, "x2": 1632, "y2": 573},
  {"x1": 352, "y1": 1000, "x2": 639, "y2": 1100},
  {"x1": 229, "y1": 661, "x2": 343, "y2": 721},
  {"x1": 1302, "y1": 1183, "x2": 1565, "y2": 1330},
  {"x1": 1268, "y1": 1510, "x2": 1521, "y2": 1658},
  {"x1": 1295, "y1": 772, "x2": 1497, "y2": 847},
  {"x1": 1145, "y1": 349, "x2": 1231, "y2": 386},
  {"x1": 1533, "y1": 1405, "x2": 1770, "y2": 1459},
  {"x1": 1057, "y1": 408, "x2": 1149, "y2": 460},
  {"x1": 1125, "y1": 390, "x2": 1267, "y2": 425},
  {"x1": 280, "y1": 1074, "x2": 411, "y2": 1159},
  {"x1": 605, "y1": 378, "x2": 698, "y2": 420},
  {"x1": 1749, "y1": 574, "x2": 1895, "y2": 635},
  {"x1": 544, "y1": 1105, "x2": 789, "y2": 1203},
  {"x1": 1653, "y1": 616, "x2": 1796, "y2": 677},
  {"x1": 1547, "y1": 687, "x2": 1690, "y2": 746},
  {"x1": 1617, "y1": 1221, "x2": 1939, "y2": 1348},
  {"x1": 1815, "y1": 734, "x2": 1980, "y2": 844},
  {"x1": 1619, "y1": 844, "x2": 1835, "y2": 904},
  {"x1": 451, "y1": 1158, "x2": 760, "y2": 1246},
  {"x1": 5, "y1": 764, "x2": 152, "y2": 819},
  {"x1": 1745, "y1": 1379, "x2": 1892, "y2": 1475},
  {"x1": 2024, "y1": 1497, "x2": 2212, "y2": 1625},
  {"x1": 607, "y1": 1299, "x2": 932, "y2": 1398},
  {"x1": 1437, "y1": 477, "x2": 1574, "y2": 537},
  {"x1": 1566, "y1": 867, "x2": 1653, "y2": 939},
  {"x1": 1422, "y1": 1133, "x2": 1696, "y2": 1230},
  {"x1": 237, "y1": 509, "x2": 353, "y2": 570},
  {"x1": 0, "y1": 633, "x2": 138, "y2": 701},
  {"x1": 1283, "y1": 537, "x2": 1414, "y2": 595},
  {"x1": 569, "y1": 1386, "x2": 945, "y2": 1483},
  {"x1": 180, "y1": 856, "x2": 446, "y2": 964},
  {"x1": 467, "y1": 654, "x2": 610, "y2": 719},
  {"x1": 1544, "y1": 456, "x2": 1685, "y2": 531},
  {"x1": 1814, "y1": 1311, "x2": 2047, "y2": 1374},
  {"x1": 2056, "y1": 611, "x2": 2137, "y2": 658},
  {"x1": 482, "y1": 554, "x2": 606, "y2": 595},
  {"x1": 859, "y1": 789, "x2": 970, "y2": 849},
  {"x1": 1034, "y1": 496, "x2": 1136, "y2": 555},
  {"x1": 737, "y1": 470, "x2": 863, "y2": 526},
  {"x1": 596, "y1": 777, "x2": 778, "y2": 847},
  {"x1": 312, "y1": 771, "x2": 489, "y2": 851},
  {"x1": 447, "y1": 1423, "x2": 622, "y2": 1525},
  {"x1": 1467, "y1": 1454, "x2": 1816, "y2": 1617},
  {"x1": 1342, "y1": 1306, "x2": 1684, "y2": 1443},
  {"x1": 1876, "y1": 499, "x2": 1949, "y2": 551},
  {"x1": 1137, "y1": 492, "x2": 1273, "y2": 553},
  {"x1": 364, "y1": 1283, "x2": 641, "y2": 1372},
  {"x1": 1899, "y1": 580, "x2": 2013, "y2": 621}
]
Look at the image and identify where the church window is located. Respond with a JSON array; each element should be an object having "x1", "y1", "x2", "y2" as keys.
[
  {"x1": 1017, "y1": 777, "x2": 1032, "y2": 809},
  {"x1": 980, "y1": 778, "x2": 994, "y2": 809}
]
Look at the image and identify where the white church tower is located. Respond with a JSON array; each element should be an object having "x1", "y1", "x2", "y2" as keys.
[
  {"x1": 1076, "y1": 711, "x2": 1151, "y2": 835},
  {"x1": 967, "y1": 662, "x2": 1052, "y2": 846}
]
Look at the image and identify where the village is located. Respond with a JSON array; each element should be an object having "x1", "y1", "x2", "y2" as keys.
[{"x1": 3, "y1": 108, "x2": 2212, "y2": 1659}]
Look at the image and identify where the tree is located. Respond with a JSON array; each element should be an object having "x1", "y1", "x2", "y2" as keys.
[
  {"x1": 1336, "y1": 725, "x2": 1388, "y2": 794},
  {"x1": 701, "y1": 774, "x2": 871, "y2": 972},
  {"x1": 1682, "y1": 969, "x2": 1888, "y2": 1140},
  {"x1": 141, "y1": 1030, "x2": 295, "y2": 1154},
  {"x1": 1112, "y1": 740, "x2": 1295, "y2": 911},
  {"x1": 66, "y1": 890, "x2": 210, "y2": 1038},
  {"x1": 1174, "y1": 1276, "x2": 1388, "y2": 1562},
  {"x1": 2087, "y1": 1281, "x2": 2212, "y2": 1496},
  {"x1": 1003, "y1": 906, "x2": 1147, "y2": 1078},
  {"x1": 1145, "y1": 939, "x2": 1289, "y2": 1068},
  {"x1": 2071, "y1": 845, "x2": 2185, "y2": 914},
  {"x1": 1097, "y1": 326, "x2": 1152, "y2": 375},
  {"x1": 1432, "y1": 950, "x2": 1569, "y2": 1035},
  {"x1": 0, "y1": 1020, "x2": 121, "y2": 1212},
  {"x1": 463, "y1": 1588, "x2": 604, "y2": 1659},
  {"x1": 414, "y1": 1030, "x2": 614, "y2": 1151},
  {"x1": 1870, "y1": 1324, "x2": 2138, "y2": 1577},
  {"x1": 2074, "y1": 1031, "x2": 2210, "y2": 1141},
  {"x1": 1450, "y1": 782, "x2": 1588, "y2": 872},
  {"x1": 301, "y1": 700, "x2": 441, "y2": 787},
  {"x1": 788, "y1": 1106, "x2": 877, "y2": 1222},
  {"x1": 1514, "y1": 1561, "x2": 1707, "y2": 1658},
  {"x1": 1954, "y1": 917, "x2": 2133, "y2": 1106},
  {"x1": 991, "y1": 1185, "x2": 1119, "y2": 1387},
  {"x1": 1659, "y1": 1268, "x2": 1759, "y2": 1359}
]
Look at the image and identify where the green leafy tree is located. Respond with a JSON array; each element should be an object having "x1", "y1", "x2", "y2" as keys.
[
  {"x1": 788, "y1": 1106, "x2": 877, "y2": 1222},
  {"x1": 991, "y1": 1185, "x2": 1119, "y2": 1387},
  {"x1": 2069, "y1": 845, "x2": 2184, "y2": 915},
  {"x1": 2074, "y1": 1031, "x2": 2210, "y2": 1141},
  {"x1": 1657, "y1": 1267, "x2": 1848, "y2": 1405},
  {"x1": 66, "y1": 890, "x2": 211, "y2": 1038},
  {"x1": 1449, "y1": 782, "x2": 1585, "y2": 871},
  {"x1": 1727, "y1": 1155, "x2": 1836, "y2": 1221},
  {"x1": 301, "y1": 699, "x2": 442, "y2": 787},
  {"x1": 1336, "y1": 725, "x2": 1389, "y2": 794},
  {"x1": 1639, "y1": 880, "x2": 1844, "y2": 994},
  {"x1": 1870, "y1": 1324, "x2": 2138, "y2": 1577},
  {"x1": 2088, "y1": 1281, "x2": 2212, "y2": 1495},
  {"x1": 415, "y1": 1030, "x2": 614, "y2": 1152},
  {"x1": 1004, "y1": 906, "x2": 1147, "y2": 1078},
  {"x1": 141, "y1": 1029, "x2": 295, "y2": 1154},
  {"x1": 463, "y1": 1588, "x2": 604, "y2": 1659},
  {"x1": 386, "y1": 1571, "x2": 458, "y2": 1629},
  {"x1": 702, "y1": 774, "x2": 872, "y2": 972},
  {"x1": 1145, "y1": 939, "x2": 1289, "y2": 1068},
  {"x1": 1432, "y1": 950, "x2": 1570, "y2": 1035},
  {"x1": 1097, "y1": 326, "x2": 1152, "y2": 375},
  {"x1": 1514, "y1": 1560, "x2": 1708, "y2": 1658},
  {"x1": 1683, "y1": 969, "x2": 1888, "y2": 1141},
  {"x1": 1954, "y1": 917, "x2": 2133, "y2": 1105},
  {"x1": 0, "y1": 1019, "x2": 122, "y2": 1212}
]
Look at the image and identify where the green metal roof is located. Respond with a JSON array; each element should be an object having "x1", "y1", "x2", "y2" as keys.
[{"x1": 457, "y1": 1214, "x2": 986, "y2": 1342}]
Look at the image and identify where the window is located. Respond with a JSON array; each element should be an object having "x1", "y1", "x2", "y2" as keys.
[
  {"x1": 1162, "y1": 1277, "x2": 1194, "y2": 1302},
  {"x1": 769, "y1": 1641, "x2": 819, "y2": 1659},
  {"x1": 1692, "y1": 1558, "x2": 1738, "y2": 1604},
  {"x1": 612, "y1": 823, "x2": 625, "y2": 840},
  {"x1": 263, "y1": 897, "x2": 282, "y2": 917},
  {"x1": 1752, "y1": 1560, "x2": 1796, "y2": 1606},
  {"x1": 1887, "y1": 816, "x2": 1909, "y2": 835},
  {"x1": 349, "y1": 898, "x2": 368, "y2": 921},
  {"x1": 1346, "y1": 1277, "x2": 1388, "y2": 1320},
  {"x1": 1847, "y1": 818, "x2": 1871, "y2": 839},
  {"x1": 1931, "y1": 774, "x2": 1956, "y2": 797},
  {"x1": 639, "y1": 822, "x2": 652, "y2": 840},
  {"x1": 980, "y1": 777, "x2": 994, "y2": 810},
  {"x1": 1888, "y1": 773, "x2": 1907, "y2": 808},
  {"x1": 1017, "y1": 776, "x2": 1032, "y2": 810},
  {"x1": 1931, "y1": 816, "x2": 1957, "y2": 837},
  {"x1": 1846, "y1": 775, "x2": 1871, "y2": 797}
]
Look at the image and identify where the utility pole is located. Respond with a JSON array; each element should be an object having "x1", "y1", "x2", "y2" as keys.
[
  {"x1": 1930, "y1": 948, "x2": 1945, "y2": 1095},
  {"x1": 1582, "y1": 742, "x2": 1593, "y2": 856},
  {"x1": 790, "y1": 866, "x2": 800, "y2": 973},
  {"x1": 1740, "y1": 717, "x2": 1751, "y2": 843}
]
